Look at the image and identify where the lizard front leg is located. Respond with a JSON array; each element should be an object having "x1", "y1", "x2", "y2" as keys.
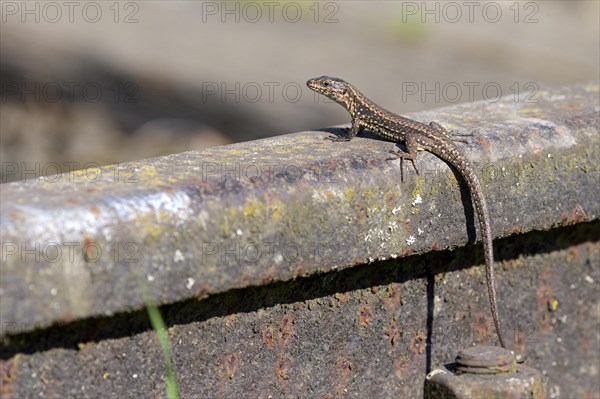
[{"x1": 325, "y1": 118, "x2": 363, "y2": 142}]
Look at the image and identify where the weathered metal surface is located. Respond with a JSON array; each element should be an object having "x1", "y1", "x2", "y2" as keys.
[
  {"x1": 424, "y1": 345, "x2": 544, "y2": 398},
  {"x1": 1, "y1": 83, "x2": 598, "y2": 337},
  {"x1": 1, "y1": 223, "x2": 598, "y2": 398}
]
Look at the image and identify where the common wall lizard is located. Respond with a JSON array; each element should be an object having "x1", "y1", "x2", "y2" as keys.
[{"x1": 307, "y1": 76, "x2": 505, "y2": 348}]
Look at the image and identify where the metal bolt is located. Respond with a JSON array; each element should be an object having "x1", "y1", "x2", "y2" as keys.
[
  {"x1": 424, "y1": 345, "x2": 546, "y2": 398},
  {"x1": 455, "y1": 345, "x2": 516, "y2": 375}
]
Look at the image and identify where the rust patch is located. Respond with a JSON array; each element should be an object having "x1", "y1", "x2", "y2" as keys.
[
  {"x1": 384, "y1": 191, "x2": 397, "y2": 209},
  {"x1": 193, "y1": 283, "x2": 211, "y2": 299},
  {"x1": 401, "y1": 247, "x2": 415, "y2": 257},
  {"x1": 393, "y1": 355, "x2": 411, "y2": 379},
  {"x1": 472, "y1": 313, "x2": 492, "y2": 344},
  {"x1": 357, "y1": 305, "x2": 373, "y2": 328},
  {"x1": 262, "y1": 325, "x2": 275, "y2": 350},
  {"x1": 510, "y1": 322, "x2": 529, "y2": 354},
  {"x1": 82, "y1": 236, "x2": 96, "y2": 263},
  {"x1": 334, "y1": 357, "x2": 353, "y2": 397},
  {"x1": 8, "y1": 211, "x2": 26, "y2": 222},
  {"x1": 334, "y1": 292, "x2": 350, "y2": 304},
  {"x1": 278, "y1": 314, "x2": 294, "y2": 350},
  {"x1": 157, "y1": 185, "x2": 175, "y2": 192},
  {"x1": 65, "y1": 198, "x2": 80, "y2": 205},
  {"x1": 383, "y1": 283, "x2": 402, "y2": 313},
  {"x1": 240, "y1": 274, "x2": 251, "y2": 286},
  {"x1": 90, "y1": 206, "x2": 101, "y2": 216},
  {"x1": 217, "y1": 352, "x2": 239, "y2": 387},
  {"x1": 357, "y1": 206, "x2": 368, "y2": 224},
  {"x1": 509, "y1": 225, "x2": 523, "y2": 235},
  {"x1": 384, "y1": 320, "x2": 401, "y2": 347},
  {"x1": 259, "y1": 264, "x2": 277, "y2": 285},
  {"x1": 225, "y1": 353, "x2": 238, "y2": 379},
  {"x1": 410, "y1": 332, "x2": 426, "y2": 355},
  {"x1": 475, "y1": 134, "x2": 492, "y2": 150},
  {"x1": 55, "y1": 311, "x2": 75, "y2": 325},
  {"x1": 558, "y1": 204, "x2": 587, "y2": 226},
  {"x1": 293, "y1": 266, "x2": 306, "y2": 279},
  {"x1": 0, "y1": 358, "x2": 16, "y2": 397},
  {"x1": 536, "y1": 284, "x2": 554, "y2": 332},
  {"x1": 275, "y1": 355, "x2": 290, "y2": 381},
  {"x1": 560, "y1": 204, "x2": 587, "y2": 225},
  {"x1": 567, "y1": 246, "x2": 581, "y2": 263}
]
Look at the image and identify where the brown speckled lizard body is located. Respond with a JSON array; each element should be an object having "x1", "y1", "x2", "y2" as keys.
[{"x1": 307, "y1": 76, "x2": 505, "y2": 348}]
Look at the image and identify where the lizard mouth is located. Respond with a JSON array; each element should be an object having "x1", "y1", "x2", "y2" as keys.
[
  {"x1": 306, "y1": 79, "x2": 320, "y2": 91},
  {"x1": 307, "y1": 77, "x2": 335, "y2": 94}
]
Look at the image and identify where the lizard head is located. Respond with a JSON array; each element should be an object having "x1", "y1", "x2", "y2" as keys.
[{"x1": 307, "y1": 76, "x2": 356, "y2": 109}]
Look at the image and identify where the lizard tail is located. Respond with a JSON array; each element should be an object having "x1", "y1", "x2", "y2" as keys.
[
  {"x1": 465, "y1": 167, "x2": 506, "y2": 348},
  {"x1": 431, "y1": 143, "x2": 506, "y2": 348}
]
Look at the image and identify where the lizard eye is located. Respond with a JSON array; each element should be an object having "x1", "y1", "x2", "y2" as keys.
[{"x1": 323, "y1": 82, "x2": 329, "y2": 87}]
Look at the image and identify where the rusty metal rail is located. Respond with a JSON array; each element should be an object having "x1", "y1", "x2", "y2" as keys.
[{"x1": 1, "y1": 82, "x2": 598, "y2": 398}]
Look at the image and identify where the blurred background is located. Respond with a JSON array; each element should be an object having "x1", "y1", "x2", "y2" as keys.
[{"x1": 1, "y1": 1, "x2": 598, "y2": 183}]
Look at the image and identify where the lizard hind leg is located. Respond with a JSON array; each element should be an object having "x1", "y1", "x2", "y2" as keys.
[
  {"x1": 451, "y1": 137, "x2": 471, "y2": 144},
  {"x1": 386, "y1": 143, "x2": 419, "y2": 183},
  {"x1": 429, "y1": 121, "x2": 448, "y2": 135},
  {"x1": 450, "y1": 130, "x2": 474, "y2": 144},
  {"x1": 429, "y1": 121, "x2": 473, "y2": 143}
]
